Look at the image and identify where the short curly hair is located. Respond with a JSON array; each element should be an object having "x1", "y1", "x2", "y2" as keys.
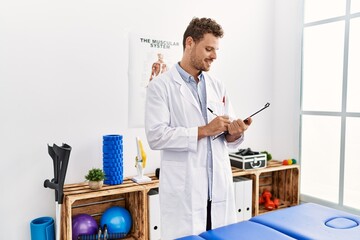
[{"x1": 182, "y1": 17, "x2": 224, "y2": 50}]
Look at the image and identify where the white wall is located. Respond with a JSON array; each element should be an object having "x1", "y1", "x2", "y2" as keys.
[
  {"x1": 272, "y1": 0, "x2": 303, "y2": 160},
  {"x1": 0, "y1": 0, "x2": 302, "y2": 239}
]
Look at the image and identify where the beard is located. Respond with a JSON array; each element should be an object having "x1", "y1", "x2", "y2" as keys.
[{"x1": 190, "y1": 51, "x2": 212, "y2": 72}]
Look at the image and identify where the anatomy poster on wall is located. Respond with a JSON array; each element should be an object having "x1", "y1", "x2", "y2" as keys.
[{"x1": 128, "y1": 33, "x2": 182, "y2": 127}]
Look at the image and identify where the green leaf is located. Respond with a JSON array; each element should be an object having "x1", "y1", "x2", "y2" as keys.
[{"x1": 85, "y1": 168, "x2": 106, "y2": 181}]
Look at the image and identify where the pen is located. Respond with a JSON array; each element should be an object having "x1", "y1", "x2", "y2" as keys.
[
  {"x1": 207, "y1": 107, "x2": 218, "y2": 116},
  {"x1": 207, "y1": 108, "x2": 227, "y2": 140}
]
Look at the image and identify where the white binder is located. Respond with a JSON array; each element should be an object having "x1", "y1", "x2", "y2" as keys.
[
  {"x1": 233, "y1": 177, "x2": 253, "y2": 221},
  {"x1": 148, "y1": 188, "x2": 161, "y2": 240}
]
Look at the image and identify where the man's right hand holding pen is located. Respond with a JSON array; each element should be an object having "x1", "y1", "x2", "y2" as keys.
[
  {"x1": 198, "y1": 107, "x2": 252, "y2": 142},
  {"x1": 200, "y1": 102, "x2": 270, "y2": 141}
]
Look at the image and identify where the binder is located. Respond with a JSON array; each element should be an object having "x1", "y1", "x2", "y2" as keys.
[
  {"x1": 233, "y1": 177, "x2": 253, "y2": 221},
  {"x1": 148, "y1": 188, "x2": 161, "y2": 240}
]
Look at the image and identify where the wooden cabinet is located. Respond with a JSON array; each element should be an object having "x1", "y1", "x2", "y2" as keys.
[
  {"x1": 232, "y1": 160, "x2": 300, "y2": 216},
  {"x1": 61, "y1": 179, "x2": 151, "y2": 240},
  {"x1": 61, "y1": 160, "x2": 299, "y2": 239}
]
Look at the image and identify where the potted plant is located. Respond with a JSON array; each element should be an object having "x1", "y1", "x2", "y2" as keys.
[{"x1": 85, "y1": 168, "x2": 105, "y2": 190}]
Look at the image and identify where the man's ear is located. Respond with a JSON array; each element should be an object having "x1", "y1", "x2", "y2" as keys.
[{"x1": 185, "y1": 36, "x2": 194, "y2": 48}]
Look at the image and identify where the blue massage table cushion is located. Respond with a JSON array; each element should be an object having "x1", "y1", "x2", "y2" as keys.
[
  {"x1": 199, "y1": 220, "x2": 296, "y2": 240},
  {"x1": 250, "y1": 203, "x2": 360, "y2": 240},
  {"x1": 176, "y1": 235, "x2": 205, "y2": 240}
]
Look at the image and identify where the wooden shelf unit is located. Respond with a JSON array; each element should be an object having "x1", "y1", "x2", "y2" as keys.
[
  {"x1": 61, "y1": 178, "x2": 154, "y2": 240},
  {"x1": 61, "y1": 160, "x2": 298, "y2": 239},
  {"x1": 232, "y1": 160, "x2": 300, "y2": 216}
]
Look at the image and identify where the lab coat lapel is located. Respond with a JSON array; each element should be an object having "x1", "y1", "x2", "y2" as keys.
[
  {"x1": 170, "y1": 66, "x2": 202, "y2": 114},
  {"x1": 203, "y1": 73, "x2": 217, "y2": 103}
]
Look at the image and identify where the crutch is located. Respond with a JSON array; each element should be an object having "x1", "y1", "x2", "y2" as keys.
[{"x1": 44, "y1": 143, "x2": 72, "y2": 240}]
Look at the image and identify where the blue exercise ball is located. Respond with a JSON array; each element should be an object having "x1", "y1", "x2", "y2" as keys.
[
  {"x1": 72, "y1": 214, "x2": 98, "y2": 240},
  {"x1": 100, "y1": 206, "x2": 132, "y2": 234}
]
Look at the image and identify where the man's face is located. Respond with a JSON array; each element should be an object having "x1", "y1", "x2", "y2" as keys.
[{"x1": 189, "y1": 33, "x2": 219, "y2": 72}]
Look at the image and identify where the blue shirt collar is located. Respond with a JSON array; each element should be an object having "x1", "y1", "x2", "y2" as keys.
[{"x1": 176, "y1": 62, "x2": 204, "y2": 83}]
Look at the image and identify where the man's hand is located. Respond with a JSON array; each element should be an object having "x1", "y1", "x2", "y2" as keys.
[
  {"x1": 225, "y1": 117, "x2": 252, "y2": 142},
  {"x1": 198, "y1": 116, "x2": 230, "y2": 139}
]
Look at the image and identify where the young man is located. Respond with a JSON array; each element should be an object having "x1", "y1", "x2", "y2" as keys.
[{"x1": 145, "y1": 17, "x2": 252, "y2": 239}]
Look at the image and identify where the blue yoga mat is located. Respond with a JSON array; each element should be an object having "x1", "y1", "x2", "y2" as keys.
[{"x1": 30, "y1": 216, "x2": 55, "y2": 240}]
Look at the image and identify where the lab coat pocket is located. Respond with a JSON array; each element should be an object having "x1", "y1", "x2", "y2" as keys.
[
  {"x1": 212, "y1": 166, "x2": 228, "y2": 202},
  {"x1": 161, "y1": 160, "x2": 186, "y2": 194}
]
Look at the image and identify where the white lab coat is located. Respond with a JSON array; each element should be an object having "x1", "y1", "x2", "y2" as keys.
[{"x1": 145, "y1": 65, "x2": 243, "y2": 239}]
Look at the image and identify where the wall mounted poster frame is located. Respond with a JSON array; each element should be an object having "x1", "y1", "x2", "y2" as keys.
[{"x1": 128, "y1": 33, "x2": 181, "y2": 127}]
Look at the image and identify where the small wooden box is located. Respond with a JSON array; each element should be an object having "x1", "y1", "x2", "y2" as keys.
[
  {"x1": 258, "y1": 162, "x2": 299, "y2": 214},
  {"x1": 61, "y1": 179, "x2": 148, "y2": 240}
]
